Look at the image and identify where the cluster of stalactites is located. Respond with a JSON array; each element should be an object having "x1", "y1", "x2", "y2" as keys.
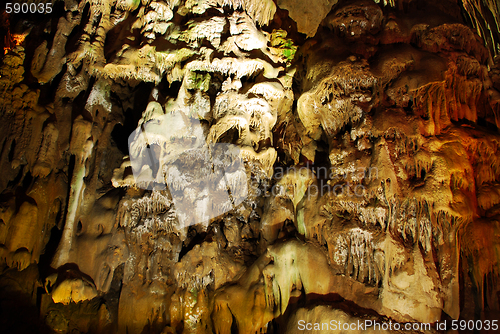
[
  {"x1": 461, "y1": 0, "x2": 500, "y2": 59},
  {"x1": 117, "y1": 190, "x2": 177, "y2": 236}
]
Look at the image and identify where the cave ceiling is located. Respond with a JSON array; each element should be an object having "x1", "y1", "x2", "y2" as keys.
[{"x1": 1, "y1": 0, "x2": 500, "y2": 333}]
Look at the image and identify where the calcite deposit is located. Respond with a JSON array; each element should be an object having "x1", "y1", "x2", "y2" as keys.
[{"x1": 1, "y1": 0, "x2": 500, "y2": 333}]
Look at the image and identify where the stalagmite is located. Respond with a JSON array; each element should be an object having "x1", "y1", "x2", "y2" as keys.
[{"x1": 52, "y1": 118, "x2": 94, "y2": 268}]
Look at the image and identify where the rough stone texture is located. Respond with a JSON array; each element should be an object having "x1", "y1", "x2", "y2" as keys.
[
  {"x1": 1, "y1": 0, "x2": 500, "y2": 333},
  {"x1": 277, "y1": 0, "x2": 338, "y2": 37}
]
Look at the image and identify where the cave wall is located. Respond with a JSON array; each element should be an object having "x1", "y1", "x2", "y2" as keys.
[{"x1": 1, "y1": 0, "x2": 500, "y2": 333}]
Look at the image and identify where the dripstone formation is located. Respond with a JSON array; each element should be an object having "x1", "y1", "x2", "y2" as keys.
[{"x1": 1, "y1": 0, "x2": 500, "y2": 333}]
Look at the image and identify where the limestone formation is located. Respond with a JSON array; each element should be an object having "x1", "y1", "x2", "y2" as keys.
[{"x1": 1, "y1": 0, "x2": 500, "y2": 333}]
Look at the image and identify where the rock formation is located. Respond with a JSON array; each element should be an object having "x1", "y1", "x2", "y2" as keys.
[{"x1": 0, "y1": 0, "x2": 500, "y2": 333}]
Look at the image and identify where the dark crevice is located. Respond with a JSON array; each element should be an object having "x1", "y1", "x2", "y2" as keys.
[
  {"x1": 216, "y1": 126, "x2": 239, "y2": 145},
  {"x1": 22, "y1": 171, "x2": 33, "y2": 191},
  {"x1": 76, "y1": 220, "x2": 83, "y2": 235},
  {"x1": 403, "y1": 99, "x2": 413, "y2": 113},
  {"x1": 38, "y1": 225, "x2": 63, "y2": 280},
  {"x1": 7, "y1": 165, "x2": 24, "y2": 189},
  {"x1": 178, "y1": 230, "x2": 208, "y2": 261},
  {"x1": 0, "y1": 286, "x2": 52, "y2": 334},
  {"x1": 158, "y1": 76, "x2": 182, "y2": 103},
  {"x1": 44, "y1": 63, "x2": 68, "y2": 104},
  {"x1": 111, "y1": 83, "x2": 156, "y2": 154},
  {"x1": 71, "y1": 76, "x2": 95, "y2": 123},
  {"x1": 103, "y1": 263, "x2": 124, "y2": 329},
  {"x1": 66, "y1": 3, "x2": 91, "y2": 55},
  {"x1": 7, "y1": 140, "x2": 16, "y2": 162},
  {"x1": 230, "y1": 312, "x2": 238, "y2": 334},
  {"x1": 58, "y1": 154, "x2": 76, "y2": 237},
  {"x1": 111, "y1": 123, "x2": 130, "y2": 155}
]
